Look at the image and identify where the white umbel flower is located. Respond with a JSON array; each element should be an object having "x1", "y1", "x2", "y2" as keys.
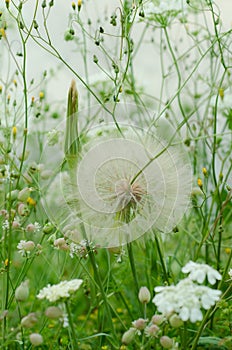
[
  {"x1": 153, "y1": 278, "x2": 221, "y2": 323},
  {"x1": 182, "y1": 261, "x2": 222, "y2": 285},
  {"x1": 37, "y1": 279, "x2": 83, "y2": 302}
]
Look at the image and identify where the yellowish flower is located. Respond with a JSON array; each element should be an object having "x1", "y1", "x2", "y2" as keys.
[
  {"x1": 0, "y1": 28, "x2": 6, "y2": 38},
  {"x1": 12, "y1": 126, "x2": 17, "y2": 137},
  {"x1": 197, "y1": 178, "x2": 203, "y2": 189},
  {"x1": 202, "y1": 167, "x2": 207, "y2": 176},
  {"x1": 27, "y1": 197, "x2": 36, "y2": 206},
  {"x1": 39, "y1": 91, "x2": 44, "y2": 100}
]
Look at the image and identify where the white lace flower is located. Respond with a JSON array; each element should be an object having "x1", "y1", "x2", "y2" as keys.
[
  {"x1": 153, "y1": 278, "x2": 221, "y2": 323},
  {"x1": 228, "y1": 268, "x2": 232, "y2": 279},
  {"x1": 37, "y1": 279, "x2": 83, "y2": 302},
  {"x1": 182, "y1": 261, "x2": 222, "y2": 285}
]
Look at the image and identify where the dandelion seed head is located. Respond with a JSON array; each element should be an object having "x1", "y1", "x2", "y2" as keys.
[{"x1": 41, "y1": 110, "x2": 192, "y2": 248}]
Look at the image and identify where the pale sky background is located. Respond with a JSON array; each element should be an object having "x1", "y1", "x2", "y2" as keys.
[{"x1": 1, "y1": 1, "x2": 231, "y2": 105}]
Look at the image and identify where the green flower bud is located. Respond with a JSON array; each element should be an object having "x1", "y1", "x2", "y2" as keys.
[
  {"x1": 64, "y1": 80, "x2": 79, "y2": 169},
  {"x1": 43, "y1": 222, "x2": 54, "y2": 234}
]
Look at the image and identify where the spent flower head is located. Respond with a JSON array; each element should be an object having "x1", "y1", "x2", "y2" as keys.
[
  {"x1": 48, "y1": 123, "x2": 191, "y2": 248},
  {"x1": 37, "y1": 279, "x2": 83, "y2": 302},
  {"x1": 17, "y1": 240, "x2": 35, "y2": 256}
]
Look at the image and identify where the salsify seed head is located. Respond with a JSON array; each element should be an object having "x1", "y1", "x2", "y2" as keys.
[{"x1": 43, "y1": 119, "x2": 192, "y2": 248}]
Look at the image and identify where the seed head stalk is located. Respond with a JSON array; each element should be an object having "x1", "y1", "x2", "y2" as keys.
[{"x1": 64, "y1": 81, "x2": 116, "y2": 340}]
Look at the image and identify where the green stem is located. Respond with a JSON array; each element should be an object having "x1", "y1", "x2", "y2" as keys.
[
  {"x1": 65, "y1": 300, "x2": 79, "y2": 349},
  {"x1": 127, "y1": 242, "x2": 143, "y2": 314},
  {"x1": 88, "y1": 249, "x2": 116, "y2": 335},
  {"x1": 154, "y1": 233, "x2": 169, "y2": 284}
]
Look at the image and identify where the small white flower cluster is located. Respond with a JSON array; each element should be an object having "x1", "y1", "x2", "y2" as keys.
[
  {"x1": 69, "y1": 240, "x2": 89, "y2": 258},
  {"x1": 37, "y1": 279, "x2": 83, "y2": 302},
  {"x1": 153, "y1": 261, "x2": 222, "y2": 323}
]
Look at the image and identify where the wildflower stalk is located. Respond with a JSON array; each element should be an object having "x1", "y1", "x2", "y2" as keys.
[
  {"x1": 127, "y1": 242, "x2": 139, "y2": 296},
  {"x1": 87, "y1": 248, "x2": 116, "y2": 336},
  {"x1": 2, "y1": 175, "x2": 13, "y2": 348},
  {"x1": 64, "y1": 82, "x2": 116, "y2": 339},
  {"x1": 65, "y1": 300, "x2": 79, "y2": 349},
  {"x1": 163, "y1": 26, "x2": 192, "y2": 136},
  {"x1": 154, "y1": 233, "x2": 169, "y2": 284}
]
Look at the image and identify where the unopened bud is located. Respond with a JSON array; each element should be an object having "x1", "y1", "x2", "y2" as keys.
[
  {"x1": 15, "y1": 280, "x2": 29, "y2": 301},
  {"x1": 5, "y1": 0, "x2": 10, "y2": 10},
  {"x1": 12, "y1": 220, "x2": 20, "y2": 229},
  {"x1": 18, "y1": 203, "x2": 30, "y2": 216},
  {"x1": 43, "y1": 222, "x2": 54, "y2": 234},
  {"x1": 6, "y1": 189, "x2": 19, "y2": 201},
  {"x1": 21, "y1": 313, "x2": 37, "y2": 328},
  {"x1": 18, "y1": 187, "x2": 32, "y2": 202},
  {"x1": 78, "y1": 0, "x2": 82, "y2": 11},
  {"x1": 160, "y1": 336, "x2": 173, "y2": 349},
  {"x1": 45, "y1": 306, "x2": 62, "y2": 319},
  {"x1": 29, "y1": 333, "x2": 43, "y2": 346},
  {"x1": 121, "y1": 328, "x2": 136, "y2": 345},
  {"x1": 138, "y1": 286, "x2": 151, "y2": 304},
  {"x1": 26, "y1": 224, "x2": 36, "y2": 232},
  {"x1": 169, "y1": 314, "x2": 183, "y2": 328},
  {"x1": 64, "y1": 80, "x2": 79, "y2": 168}
]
